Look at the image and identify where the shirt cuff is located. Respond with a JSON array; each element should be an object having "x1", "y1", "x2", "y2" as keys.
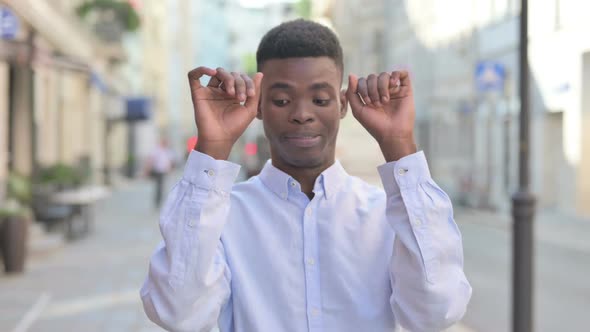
[
  {"x1": 377, "y1": 150, "x2": 432, "y2": 195},
  {"x1": 182, "y1": 150, "x2": 241, "y2": 192}
]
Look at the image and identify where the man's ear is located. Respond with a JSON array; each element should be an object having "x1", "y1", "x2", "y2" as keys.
[
  {"x1": 256, "y1": 101, "x2": 263, "y2": 120},
  {"x1": 339, "y1": 90, "x2": 348, "y2": 119}
]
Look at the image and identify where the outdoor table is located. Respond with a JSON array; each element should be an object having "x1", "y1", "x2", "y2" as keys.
[{"x1": 50, "y1": 186, "x2": 110, "y2": 239}]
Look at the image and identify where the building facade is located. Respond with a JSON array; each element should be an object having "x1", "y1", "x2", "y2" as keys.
[
  {"x1": 322, "y1": 0, "x2": 590, "y2": 217},
  {"x1": 0, "y1": 0, "x2": 129, "y2": 199}
]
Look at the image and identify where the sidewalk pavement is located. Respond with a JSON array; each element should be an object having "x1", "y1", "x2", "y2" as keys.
[
  {"x1": 455, "y1": 206, "x2": 590, "y2": 254},
  {"x1": 0, "y1": 177, "x2": 163, "y2": 332},
  {"x1": 1, "y1": 174, "x2": 477, "y2": 332}
]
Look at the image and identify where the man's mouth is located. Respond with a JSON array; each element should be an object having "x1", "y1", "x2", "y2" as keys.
[{"x1": 283, "y1": 134, "x2": 321, "y2": 148}]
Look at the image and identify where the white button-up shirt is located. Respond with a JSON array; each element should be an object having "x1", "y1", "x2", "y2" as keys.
[{"x1": 141, "y1": 151, "x2": 472, "y2": 332}]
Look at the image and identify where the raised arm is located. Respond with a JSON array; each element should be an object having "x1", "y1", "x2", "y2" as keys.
[
  {"x1": 140, "y1": 67, "x2": 262, "y2": 331},
  {"x1": 347, "y1": 70, "x2": 471, "y2": 331}
]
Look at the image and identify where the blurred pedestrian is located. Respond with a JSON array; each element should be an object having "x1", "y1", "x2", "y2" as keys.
[
  {"x1": 141, "y1": 19, "x2": 471, "y2": 331},
  {"x1": 144, "y1": 137, "x2": 175, "y2": 208}
]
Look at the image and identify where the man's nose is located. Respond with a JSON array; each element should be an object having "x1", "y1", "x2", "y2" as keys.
[{"x1": 289, "y1": 102, "x2": 315, "y2": 124}]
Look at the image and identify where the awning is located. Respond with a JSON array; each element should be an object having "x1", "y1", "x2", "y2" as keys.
[{"x1": 125, "y1": 97, "x2": 152, "y2": 122}]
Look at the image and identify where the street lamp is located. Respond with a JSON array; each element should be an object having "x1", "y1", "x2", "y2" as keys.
[{"x1": 512, "y1": 0, "x2": 536, "y2": 331}]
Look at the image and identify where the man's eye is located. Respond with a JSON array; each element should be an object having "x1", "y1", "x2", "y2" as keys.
[
  {"x1": 272, "y1": 99, "x2": 289, "y2": 106},
  {"x1": 313, "y1": 98, "x2": 330, "y2": 106}
]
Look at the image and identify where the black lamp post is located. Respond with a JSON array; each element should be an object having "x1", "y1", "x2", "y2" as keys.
[{"x1": 512, "y1": 0, "x2": 536, "y2": 331}]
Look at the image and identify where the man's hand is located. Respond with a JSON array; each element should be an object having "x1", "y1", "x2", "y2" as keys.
[
  {"x1": 346, "y1": 71, "x2": 417, "y2": 162},
  {"x1": 188, "y1": 67, "x2": 263, "y2": 160}
]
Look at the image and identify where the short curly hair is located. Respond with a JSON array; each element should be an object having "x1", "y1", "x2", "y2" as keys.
[{"x1": 256, "y1": 19, "x2": 343, "y2": 73}]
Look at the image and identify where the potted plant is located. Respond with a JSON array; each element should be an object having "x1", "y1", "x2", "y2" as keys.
[
  {"x1": 76, "y1": 0, "x2": 141, "y2": 43},
  {"x1": 0, "y1": 172, "x2": 33, "y2": 274},
  {"x1": 31, "y1": 164, "x2": 82, "y2": 229},
  {"x1": 36, "y1": 163, "x2": 85, "y2": 190}
]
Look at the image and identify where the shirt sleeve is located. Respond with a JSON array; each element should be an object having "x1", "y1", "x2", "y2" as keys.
[
  {"x1": 140, "y1": 150, "x2": 240, "y2": 332},
  {"x1": 377, "y1": 151, "x2": 472, "y2": 332}
]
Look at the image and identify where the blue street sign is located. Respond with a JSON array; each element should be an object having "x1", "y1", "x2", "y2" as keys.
[
  {"x1": 475, "y1": 61, "x2": 506, "y2": 93},
  {"x1": 1, "y1": 6, "x2": 19, "y2": 40},
  {"x1": 125, "y1": 97, "x2": 152, "y2": 121}
]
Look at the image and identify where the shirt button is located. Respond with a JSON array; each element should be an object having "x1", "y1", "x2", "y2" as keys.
[
  {"x1": 207, "y1": 170, "x2": 215, "y2": 176},
  {"x1": 290, "y1": 181, "x2": 296, "y2": 187},
  {"x1": 397, "y1": 168, "x2": 406, "y2": 176},
  {"x1": 413, "y1": 219, "x2": 422, "y2": 227},
  {"x1": 307, "y1": 258, "x2": 315, "y2": 266}
]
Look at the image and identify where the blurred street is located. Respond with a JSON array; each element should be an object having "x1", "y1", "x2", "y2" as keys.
[
  {"x1": 459, "y1": 209, "x2": 590, "y2": 332},
  {"x1": 0, "y1": 167, "x2": 588, "y2": 331},
  {"x1": 0, "y1": 177, "x2": 167, "y2": 332},
  {"x1": 2, "y1": 0, "x2": 590, "y2": 331},
  {"x1": 0, "y1": 173, "x2": 474, "y2": 332}
]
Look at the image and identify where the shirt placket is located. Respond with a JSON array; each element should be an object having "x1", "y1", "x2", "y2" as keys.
[{"x1": 303, "y1": 200, "x2": 323, "y2": 331}]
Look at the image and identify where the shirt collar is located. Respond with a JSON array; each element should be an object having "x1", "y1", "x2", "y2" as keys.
[{"x1": 258, "y1": 160, "x2": 348, "y2": 200}]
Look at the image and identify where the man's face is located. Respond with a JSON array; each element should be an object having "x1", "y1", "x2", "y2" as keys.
[{"x1": 258, "y1": 57, "x2": 347, "y2": 170}]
